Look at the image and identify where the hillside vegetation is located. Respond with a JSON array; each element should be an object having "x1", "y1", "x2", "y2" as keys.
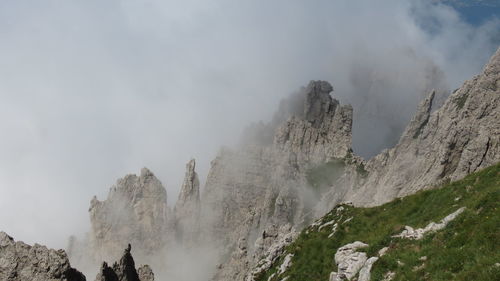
[{"x1": 257, "y1": 162, "x2": 500, "y2": 281}]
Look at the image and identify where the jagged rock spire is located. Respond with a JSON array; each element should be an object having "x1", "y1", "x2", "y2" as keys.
[
  {"x1": 174, "y1": 159, "x2": 201, "y2": 244},
  {"x1": 176, "y1": 159, "x2": 200, "y2": 205},
  {"x1": 95, "y1": 244, "x2": 154, "y2": 281}
]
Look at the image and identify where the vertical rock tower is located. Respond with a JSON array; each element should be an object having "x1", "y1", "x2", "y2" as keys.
[{"x1": 89, "y1": 168, "x2": 169, "y2": 262}]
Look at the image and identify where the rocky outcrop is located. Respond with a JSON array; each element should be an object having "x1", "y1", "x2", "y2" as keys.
[
  {"x1": 0, "y1": 231, "x2": 86, "y2": 281},
  {"x1": 95, "y1": 245, "x2": 154, "y2": 281},
  {"x1": 348, "y1": 47, "x2": 500, "y2": 206},
  {"x1": 330, "y1": 241, "x2": 368, "y2": 281},
  {"x1": 328, "y1": 241, "x2": 381, "y2": 281},
  {"x1": 89, "y1": 168, "x2": 169, "y2": 262},
  {"x1": 174, "y1": 159, "x2": 201, "y2": 245}
]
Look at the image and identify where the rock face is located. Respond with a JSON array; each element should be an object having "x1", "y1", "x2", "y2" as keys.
[
  {"x1": 89, "y1": 168, "x2": 169, "y2": 262},
  {"x1": 95, "y1": 245, "x2": 154, "y2": 281},
  {"x1": 244, "y1": 226, "x2": 298, "y2": 281},
  {"x1": 0, "y1": 231, "x2": 86, "y2": 281}
]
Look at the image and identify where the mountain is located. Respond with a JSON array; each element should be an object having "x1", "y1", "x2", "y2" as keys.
[{"x1": 73, "y1": 47, "x2": 499, "y2": 281}]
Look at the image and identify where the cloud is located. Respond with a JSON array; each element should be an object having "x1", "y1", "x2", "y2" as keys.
[{"x1": 0, "y1": 0, "x2": 498, "y2": 249}]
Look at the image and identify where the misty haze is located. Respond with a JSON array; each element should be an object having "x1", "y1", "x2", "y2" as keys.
[{"x1": 0, "y1": 1, "x2": 499, "y2": 281}]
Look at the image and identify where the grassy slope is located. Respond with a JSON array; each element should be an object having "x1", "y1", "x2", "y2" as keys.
[{"x1": 257, "y1": 163, "x2": 500, "y2": 281}]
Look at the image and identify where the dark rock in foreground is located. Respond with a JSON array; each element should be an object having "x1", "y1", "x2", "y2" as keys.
[
  {"x1": 0, "y1": 231, "x2": 86, "y2": 281},
  {"x1": 0, "y1": 231, "x2": 154, "y2": 281}
]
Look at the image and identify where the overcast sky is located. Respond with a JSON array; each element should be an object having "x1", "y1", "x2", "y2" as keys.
[{"x1": 0, "y1": 0, "x2": 498, "y2": 249}]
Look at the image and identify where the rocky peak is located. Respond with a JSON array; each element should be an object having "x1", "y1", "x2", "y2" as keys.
[
  {"x1": 95, "y1": 244, "x2": 154, "y2": 281},
  {"x1": 0, "y1": 231, "x2": 86, "y2": 281},
  {"x1": 89, "y1": 168, "x2": 169, "y2": 262},
  {"x1": 273, "y1": 80, "x2": 352, "y2": 162}
]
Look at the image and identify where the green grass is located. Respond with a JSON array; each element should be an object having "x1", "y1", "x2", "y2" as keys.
[{"x1": 257, "y1": 163, "x2": 500, "y2": 281}]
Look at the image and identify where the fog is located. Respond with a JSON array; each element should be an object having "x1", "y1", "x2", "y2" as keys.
[{"x1": 0, "y1": 0, "x2": 498, "y2": 251}]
